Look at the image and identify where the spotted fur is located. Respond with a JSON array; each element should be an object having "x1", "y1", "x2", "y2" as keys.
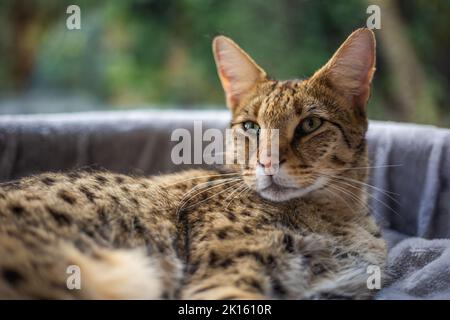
[{"x1": 0, "y1": 29, "x2": 386, "y2": 299}]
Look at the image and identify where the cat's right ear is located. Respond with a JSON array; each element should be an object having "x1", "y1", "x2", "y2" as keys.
[{"x1": 213, "y1": 36, "x2": 267, "y2": 110}]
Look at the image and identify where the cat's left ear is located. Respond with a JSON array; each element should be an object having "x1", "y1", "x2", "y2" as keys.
[
  {"x1": 312, "y1": 28, "x2": 376, "y2": 110},
  {"x1": 213, "y1": 36, "x2": 267, "y2": 110}
]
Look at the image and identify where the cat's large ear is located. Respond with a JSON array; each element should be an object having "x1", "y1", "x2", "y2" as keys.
[
  {"x1": 213, "y1": 36, "x2": 267, "y2": 110},
  {"x1": 311, "y1": 28, "x2": 376, "y2": 110}
]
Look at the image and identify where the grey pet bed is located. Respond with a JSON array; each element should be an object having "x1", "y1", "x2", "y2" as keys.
[{"x1": 1, "y1": 110, "x2": 449, "y2": 299}]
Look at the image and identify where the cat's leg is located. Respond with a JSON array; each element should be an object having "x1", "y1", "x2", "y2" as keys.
[
  {"x1": 303, "y1": 264, "x2": 385, "y2": 300},
  {"x1": 181, "y1": 261, "x2": 270, "y2": 300},
  {"x1": 179, "y1": 221, "x2": 274, "y2": 299},
  {"x1": 183, "y1": 283, "x2": 267, "y2": 300},
  {"x1": 180, "y1": 234, "x2": 313, "y2": 300},
  {"x1": 304, "y1": 237, "x2": 388, "y2": 300}
]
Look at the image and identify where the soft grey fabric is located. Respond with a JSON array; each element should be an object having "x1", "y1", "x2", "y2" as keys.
[
  {"x1": 367, "y1": 121, "x2": 450, "y2": 240},
  {"x1": 377, "y1": 238, "x2": 450, "y2": 299},
  {"x1": 0, "y1": 110, "x2": 222, "y2": 180},
  {"x1": 0, "y1": 110, "x2": 449, "y2": 299}
]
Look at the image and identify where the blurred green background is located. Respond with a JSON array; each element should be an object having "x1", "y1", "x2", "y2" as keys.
[{"x1": 0, "y1": 0, "x2": 449, "y2": 126}]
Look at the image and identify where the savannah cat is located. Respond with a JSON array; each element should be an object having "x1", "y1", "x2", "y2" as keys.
[{"x1": 0, "y1": 28, "x2": 386, "y2": 299}]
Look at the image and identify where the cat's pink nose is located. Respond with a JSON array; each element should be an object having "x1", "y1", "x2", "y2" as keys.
[
  {"x1": 257, "y1": 159, "x2": 279, "y2": 176},
  {"x1": 258, "y1": 159, "x2": 272, "y2": 169}
]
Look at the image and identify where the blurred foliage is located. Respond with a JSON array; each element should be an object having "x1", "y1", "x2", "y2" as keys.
[{"x1": 0, "y1": 0, "x2": 448, "y2": 126}]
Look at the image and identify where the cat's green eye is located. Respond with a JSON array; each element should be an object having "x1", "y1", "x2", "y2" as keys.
[
  {"x1": 300, "y1": 117, "x2": 323, "y2": 134},
  {"x1": 243, "y1": 121, "x2": 260, "y2": 132}
]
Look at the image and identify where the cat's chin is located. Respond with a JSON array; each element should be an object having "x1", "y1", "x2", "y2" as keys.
[{"x1": 257, "y1": 176, "x2": 327, "y2": 202}]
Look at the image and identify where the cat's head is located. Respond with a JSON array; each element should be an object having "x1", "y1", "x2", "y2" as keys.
[{"x1": 213, "y1": 28, "x2": 375, "y2": 202}]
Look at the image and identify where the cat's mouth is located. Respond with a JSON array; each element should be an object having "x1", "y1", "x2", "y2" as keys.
[
  {"x1": 260, "y1": 182, "x2": 299, "y2": 194},
  {"x1": 255, "y1": 176, "x2": 328, "y2": 202},
  {"x1": 258, "y1": 181, "x2": 301, "y2": 202}
]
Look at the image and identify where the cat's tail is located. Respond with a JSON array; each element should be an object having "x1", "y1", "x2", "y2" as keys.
[
  {"x1": 0, "y1": 237, "x2": 182, "y2": 299},
  {"x1": 61, "y1": 245, "x2": 168, "y2": 299}
]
